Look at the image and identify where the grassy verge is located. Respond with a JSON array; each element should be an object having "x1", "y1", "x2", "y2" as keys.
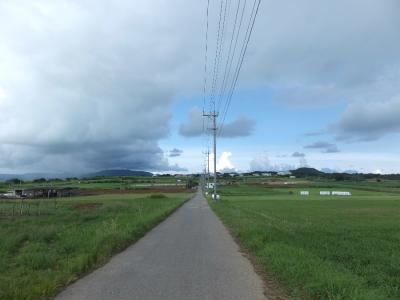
[
  {"x1": 0, "y1": 193, "x2": 192, "y2": 300},
  {"x1": 211, "y1": 185, "x2": 400, "y2": 299}
]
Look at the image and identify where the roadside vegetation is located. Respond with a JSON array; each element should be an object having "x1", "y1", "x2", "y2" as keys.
[
  {"x1": 0, "y1": 192, "x2": 191, "y2": 300},
  {"x1": 211, "y1": 181, "x2": 400, "y2": 299}
]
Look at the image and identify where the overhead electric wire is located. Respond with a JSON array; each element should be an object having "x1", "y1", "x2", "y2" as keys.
[
  {"x1": 216, "y1": 0, "x2": 245, "y2": 113},
  {"x1": 210, "y1": 0, "x2": 229, "y2": 110},
  {"x1": 202, "y1": 0, "x2": 210, "y2": 134},
  {"x1": 209, "y1": 0, "x2": 224, "y2": 111},
  {"x1": 218, "y1": 0, "x2": 261, "y2": 136}
]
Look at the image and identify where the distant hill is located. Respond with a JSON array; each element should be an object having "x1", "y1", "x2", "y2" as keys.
[
  {"x1": 85, "y1": 169, "x2": 153, "y2": 177},
  {"x1": 291, "y1": 167, "x2": 324, "y2": 177}
]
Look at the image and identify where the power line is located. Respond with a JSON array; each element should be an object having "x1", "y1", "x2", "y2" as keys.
[
  {"x1": 219, "y1": 0, "x2": 261, "y2": 136},
  {"x1": 220, "y1": 0, "x2": 258, "y2": 123},
  {"x1": 209, "y1": 0, "x2": 224, "y2": 110},
  {"x1": 216, "y1": 0, "x2": 245, "y2": 113},
  {"x1": 202, "y1": 0, "x2": 261, "y2": 199},
  {"x1": 202, "y1": 0, "x2": 210, "y2": 134},
  {"x1": 210, "y1": 0, "x2": 229, "y2": 108}
]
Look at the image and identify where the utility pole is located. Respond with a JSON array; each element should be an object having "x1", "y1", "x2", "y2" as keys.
[
  {"x1": 203, "y1": 110, "x2": 218, "y2": 201},
  {"x1": 202, "y1": 148, "x2": 210, "y2": 190},
  {"x1": 206, "y1": 147, "x2": 210, "y2": 190}
]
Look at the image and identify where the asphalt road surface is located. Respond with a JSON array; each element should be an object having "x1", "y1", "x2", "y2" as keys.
[{"x1": 57, "y1": 190, "x2": 267, "y2": 300}]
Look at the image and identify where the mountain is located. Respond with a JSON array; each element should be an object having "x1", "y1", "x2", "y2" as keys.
[
  {"x1": 320, "y1": 168, "x2": 338, "y2": 174},
  {"x1": 291, "y1": 167, "x2": 324, "y2": 177},
  {"x1": 85, "y1": 169, "x2": 153, "y2": 177}
]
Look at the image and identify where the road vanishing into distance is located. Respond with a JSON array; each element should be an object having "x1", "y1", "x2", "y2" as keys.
[{"x1": 57, "y1": 190, "x2": 266, "y2": 300}]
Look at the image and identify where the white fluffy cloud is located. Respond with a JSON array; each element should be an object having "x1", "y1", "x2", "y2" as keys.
[{"x1": 208, "y1": 151, "x2": 236, "y2": 173}]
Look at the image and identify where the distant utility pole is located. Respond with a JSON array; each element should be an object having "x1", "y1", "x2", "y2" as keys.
[
  {"x1": 206, "y1": 147, "x2": 210, "y2": 190},
  {"x1": 203, "y1": 110, "x2": 218, "y2": 201},
  {"x1": 202, "y1": 148, "x2": 210, "y2": 190}
]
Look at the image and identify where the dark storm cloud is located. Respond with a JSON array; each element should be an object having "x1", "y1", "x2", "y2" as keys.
[
  {"x1": 179, "y1": 107, "x2": 255, "y2": 138},
  {"x1": 304, "y1": 141, "x2": 340, "y2": 153},
  {"x1": 0, "y1": 0, "x2": 203, "y2": 172}
]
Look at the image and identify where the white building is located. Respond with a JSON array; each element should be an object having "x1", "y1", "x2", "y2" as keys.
[
  {"x1": 320, "y1": 191, "x2": 331, "y2": 196},
  {"x1": 332, "y1": 191, "x2": 352, "y2": 196}
]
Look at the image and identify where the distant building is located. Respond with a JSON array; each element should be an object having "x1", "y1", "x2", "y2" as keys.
[
  {"x1": 332, "y1": 191, "x2": 351, "y2": 196},
  {"x1": 278, "y1": 171, "x2": 292, "y2": 176},
  {"x1": 1, "y1": 187, "x2": 79, "y2": 199}
]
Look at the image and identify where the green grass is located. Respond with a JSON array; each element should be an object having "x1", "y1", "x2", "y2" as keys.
[
  {"x1": 211, "y1": 184, "x2": 400, "y2": 299},
  {"x1": 0, "y1": 175, "x2": 194, "y2": 191},
  {"x1": 0, "y1": 193, "x2": 191, "y2": 300}
]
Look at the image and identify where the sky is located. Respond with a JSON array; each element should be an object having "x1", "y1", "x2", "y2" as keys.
[{"x1": 1, "y1": 0, "x2": 400, "y2": 174}]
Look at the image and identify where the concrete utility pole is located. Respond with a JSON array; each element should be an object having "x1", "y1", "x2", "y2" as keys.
[
  {"x1": 206, "y1": 147, "x2": 210, "y2": 190},
  {"x1": 203, "y1": 148, "x2": 210, "y2": 190},
  {"x1": 203, "y1": 110, "x2": 218, "y2": 201}
]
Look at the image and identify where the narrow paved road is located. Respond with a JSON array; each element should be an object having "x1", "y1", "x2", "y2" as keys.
[{"x1": 57, "y1": 190, "x2": 267, "y2": 300}]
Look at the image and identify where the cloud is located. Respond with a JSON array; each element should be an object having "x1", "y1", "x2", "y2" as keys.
[
  {"x1": 179, "y1": 107, "x2": 205, "y2": 137},
  {"x1": 0, "y1": 0, "x2": 202, "y2": 172},
  {"x1": 179, "y1": 107, "x2": 255, "y2": 138},
  {"x1": 207, "y1": 151, "x2": 236, "y2": 173},
  {"x1": 331, "y1": 96, "x2": 400, "y2": 141},
  {"x1": 304, "y1": 141, "x2": 340, "y2": 153},
  {"x1": 168, "y1": 148, "x2": 183, "y2": 157},
  {"x1": 219, "y1": 117, "x2": 255, "y2": 138},
  {"x1": 217, "y1": 151, "x2": 236, "y2": 173},
  {"x1": 292, "y1": 152, "x2": 306, "y2": 158},
  {"x1": 248, "y1": 0, "x2": 400, "y2": 107},
  {"x1": 249, "y1": 153, "x2": 294, "y2": 172},
  {"x1": 304, "y1": 131, "x2": 326, "y2": 137},
  {"x1": 2, "y1": 0, "x2": 400, "y2": 173}
]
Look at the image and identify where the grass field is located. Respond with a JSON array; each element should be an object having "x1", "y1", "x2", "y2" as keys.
[
  {"x1": 211, "y1": 183, "x2": 400, "y2": 299},
  {"x1": 0, "y1": 176, "x2": 194, "y2": 192},
  {"x1": 0, "y1": 192, "x2": 192, "y2": 300}
]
